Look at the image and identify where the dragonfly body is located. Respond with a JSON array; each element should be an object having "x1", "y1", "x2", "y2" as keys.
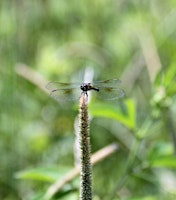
[
  {"x1": 46, "y1": 79, "x2": 124, "y2": 101},
  {"x1": 80, "y1": 83, "x2": 99, "y2": 96}
]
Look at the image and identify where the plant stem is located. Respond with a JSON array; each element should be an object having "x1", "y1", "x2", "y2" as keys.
[{"x1": 79, "y1": 94, "x2": 92, "y2": 200}]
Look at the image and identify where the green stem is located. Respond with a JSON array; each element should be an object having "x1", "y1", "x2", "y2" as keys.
[{"x1": 79, "y1": 94, "x2": 92, "y2": 200}]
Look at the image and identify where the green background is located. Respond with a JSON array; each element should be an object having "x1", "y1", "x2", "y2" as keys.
[{"x1": 1, "y1": 0, "x2": 176, "y2": 199}]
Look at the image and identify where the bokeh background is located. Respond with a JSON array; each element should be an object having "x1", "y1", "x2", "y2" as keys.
[{"x1": 1, "y1": 0, "x2": 176, "y2": 199}]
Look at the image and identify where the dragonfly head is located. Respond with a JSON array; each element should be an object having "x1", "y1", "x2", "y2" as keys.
[
  {"x1": 80, "y1": 83, "x2": 90, "y2": 92},
  {"x1": 80, "y1": 83, "x2": 99, "y2": 92}
]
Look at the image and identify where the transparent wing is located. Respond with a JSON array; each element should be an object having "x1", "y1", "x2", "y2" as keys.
[
  {"x1": 46, "y1": 82, "x2": 81, "y2": 90},
  {"x1": 92, "y1": 79, "x2": 121, "y2": 88},
  {"x1": 46, "y1": 79, "x2": 121, "y2": 90},
  {"x1": 46, "y1": 78, "x2": 124, "y2": 101},
  {"x1": 92, "y1": 79, "x2": 124, "y2": 100},
  {"x1": 94, "y1": 87, "x2": 125, "y2": 100},
  {"x1": 46, "y1": 82, "x2": 81, "y2": 101},
  {"x1": 48, "y1": 88, "x2": 81, "y2": 101}
]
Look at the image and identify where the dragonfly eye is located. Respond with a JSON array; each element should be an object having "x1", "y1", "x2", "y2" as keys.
[
  {"x1": 80, "y1": 84, "x2": 88, "y2": 91},
  {"x1": 80, "y1": 84, "x2": 84, "y2": 90}
]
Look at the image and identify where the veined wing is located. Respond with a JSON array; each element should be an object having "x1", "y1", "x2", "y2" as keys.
[
  {"x1": 46, "y1": 79, "x2": 122, "y2": 90},
  {"x1": 96, "y1": 87, "x2": 125, "y2": 100},
  {"x1": 46, "y1": 79, "x2": 124, "y2": 101},
  {"x1": 92, "y1": 79, "x2": 122, "y2": 88},
  {"x1": 46, "y1": 82, "x2": 81, "y2": 101},
  {"x1": 46, "y1": 82, "x2": 81, "y2": 90},
  {"x1": 48, "y1": 88, "x2": 81, "y2": 101}
]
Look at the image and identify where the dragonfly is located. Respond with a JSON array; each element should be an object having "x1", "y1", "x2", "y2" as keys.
[{"x1": 46, "y1": 78, "x2": 125, "y2": 101}]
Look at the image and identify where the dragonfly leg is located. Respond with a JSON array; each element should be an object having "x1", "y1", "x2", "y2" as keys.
[{"x1": 81, "y1": 91, "x2": 88, "y2": 97}]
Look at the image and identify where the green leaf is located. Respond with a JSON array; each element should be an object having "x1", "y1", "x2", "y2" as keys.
[
  {"x1": 151, "y1": 156, "x2": 176, "y2": 168},
  {"x1": 15, "y1": 166, "x2": 71, "y2": 182},
  {"x1": 148, "y1": 142, "x2": 173, "y2": 162},
  {"x1": 89, "y1": 98, "x2": 136, "y2": 130},
  {"x1": 128, "y1": 196, "x2": 157, "y2": 200}
]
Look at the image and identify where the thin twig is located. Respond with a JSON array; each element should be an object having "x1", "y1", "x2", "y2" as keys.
[{"x1": 15, "y1": 63, "x2": 48, "y2": 93}]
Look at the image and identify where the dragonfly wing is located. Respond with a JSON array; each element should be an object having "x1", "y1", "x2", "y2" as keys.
[
  {"x1": 49, "y1": 88, "x2": 81, "y2": 101},
  {"x1": 93, "y1": 79, "x2": 121, "y2": 88},
  {"x1": 46, "y1": 82, "x2": 81, "y2": 90},
  {"x1": 46, "y1": 79, "x2": 124, "y2": 101},
  {"x1": 95, "y1": 87, "x2": 125, "y2": 100}
]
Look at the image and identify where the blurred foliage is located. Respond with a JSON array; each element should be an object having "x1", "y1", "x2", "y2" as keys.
[{"x1": 1, "y1": 0, "x2": 176, "y2": 199}]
